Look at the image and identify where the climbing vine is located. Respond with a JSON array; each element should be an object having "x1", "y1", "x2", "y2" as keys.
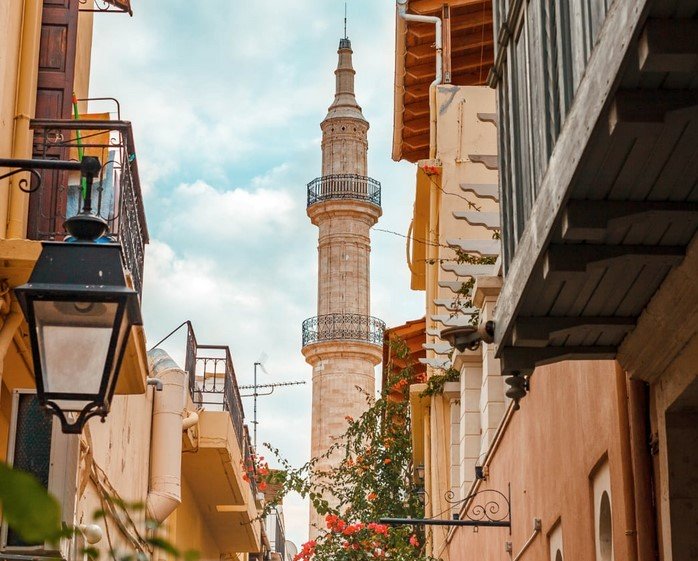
[{"x1": 260, "y1": 338, "x2": 435, "y2": 561}]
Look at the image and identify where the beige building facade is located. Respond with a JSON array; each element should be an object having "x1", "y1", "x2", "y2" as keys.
[
  {"x1": 0, "y1": 3, "x2": 274, "y2": 561},
  {"x1": 389, "y1": 1, "x2": 696, "y2": 560},
  {"x1": 302, "y1": 37, "x2": 384, "y2": 535}
]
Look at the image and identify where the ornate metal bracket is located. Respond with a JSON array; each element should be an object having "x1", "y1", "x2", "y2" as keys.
[
  {"x1": 380, "y1": 485, "x2": 511, "y2": 531},
  {"x1": 0, "y1": 157, "x2": 83, "y2": 195}
]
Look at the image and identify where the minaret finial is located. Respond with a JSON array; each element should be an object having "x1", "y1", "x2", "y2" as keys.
[{"x1": 344, "y1": 2, "x2": 348, "y2": 39}]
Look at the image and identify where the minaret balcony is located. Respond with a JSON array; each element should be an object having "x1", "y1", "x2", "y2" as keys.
[
  {"x1": 307, "y1": 174, "x2": 381, "y2": 208},
  {"x1": 302, "y1": 313, "x2": 386, "y2": 348}
]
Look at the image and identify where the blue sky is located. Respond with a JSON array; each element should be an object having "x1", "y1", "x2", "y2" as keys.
[{"x1": 91, "y1": 0, "x2": 423, "y2": 544}]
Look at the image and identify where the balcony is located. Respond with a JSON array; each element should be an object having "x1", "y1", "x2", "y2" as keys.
[
  {"x1": 302, "y1": 313, "x2": 386, "y2": 348},
  {"x1": 28, "y1": 115, "x2": 148, "y2": 295},
  {"x1": 181, "y1": 323, "x2": 262, "y2": 554},
  {"x1": 307, "y1": 174, "x2": 381, "y2": 208},
  {"x1": 185, "y1": 322, "x2": 246, "y2": 452},
  {"x1": 491, "y1": 0, "x2": 698, "y2": 380}
]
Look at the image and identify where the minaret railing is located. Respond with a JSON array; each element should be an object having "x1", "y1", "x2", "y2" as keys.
[
  {"x1": 307, "y1": 174, "x2": 381, "y2": 208},
  {"x1": 302, "y1": 313, "x2": 386, "y2": 347}
]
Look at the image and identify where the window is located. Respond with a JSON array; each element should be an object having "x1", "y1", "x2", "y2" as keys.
[
  {"x1": 1, "y1": 391, "x2": 79, "y2": 558},
  {"x1": 591, "y1": 458, "x2": 614, "y2": 561},
  {"x1": 548, "y1": 518, "x2": 563, "y2": 561},
  {"x1": 599, "y1": 492, "x2": 613, "y2": 560}
]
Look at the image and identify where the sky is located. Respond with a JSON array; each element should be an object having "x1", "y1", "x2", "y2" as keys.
[{"x1": 91, "y1": 0, "x2": 424, "y2": 546}]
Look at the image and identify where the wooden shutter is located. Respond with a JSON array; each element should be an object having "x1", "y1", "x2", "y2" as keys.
[{"x1": 28, "y1": 0, "x2": 79, "y2": 240}]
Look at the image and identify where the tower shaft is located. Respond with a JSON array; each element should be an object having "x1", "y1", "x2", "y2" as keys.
[{"x1": 302, "y1": 37, "x2": 384, "y2": 537}]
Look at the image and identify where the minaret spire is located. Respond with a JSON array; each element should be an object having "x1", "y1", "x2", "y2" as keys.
[
  {"x1": 303, "y1": 35, "x2": 384, "y2": 538},
  {"x1": 326, "y1": 32, "x2": 365, "y2": 123}
]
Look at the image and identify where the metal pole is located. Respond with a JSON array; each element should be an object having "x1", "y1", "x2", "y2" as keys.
[
  {"x1": 379, "y1": 518, "x2": 510, "y2": 528},
  {"x1": 253, "y1": 361, "x2": 259, "y2": 450}
]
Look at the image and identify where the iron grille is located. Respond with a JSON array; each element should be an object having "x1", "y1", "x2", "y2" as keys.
[
  {"x1": 29, "y1": 117, "x2": 148, "y2": 295},
  {"x1": 302, "y1": 313, "x2": 386, "y2": 347},
  {"x1": 307, "y1": 174, "x2": 381, "y2": 208},
  {"x1": 7, "y1": 394, "x2": 53, "y2": 547},
  {"x1": 184, "y1": 323, "x2": 245, "y2": 451}
]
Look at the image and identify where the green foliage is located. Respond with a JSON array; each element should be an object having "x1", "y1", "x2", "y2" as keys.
[
  {"x1": 418, "y1": 368, "x2": 460, "y2": 398},
  {"x1": 0, "y1": 462, "x2": 64, "y2": 544},
  {"x1": 0, "y1": 462, "x2": 199, "y2": 561},
  {"x1": 261, "y1": 339, "x2": 434, "y2": 561}
]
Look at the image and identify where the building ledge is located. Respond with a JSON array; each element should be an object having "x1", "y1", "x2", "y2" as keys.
[{"x1": 182, "y1": 410, "x2": 262, "y2": 554}]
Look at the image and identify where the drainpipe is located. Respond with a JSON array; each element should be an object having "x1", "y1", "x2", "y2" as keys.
[
  {"x1": 146, "y1": 348, "x2": 187, "y2": 524},
  {"x1": 397, "y1": 0, "x2": 442, "y2": 159},
  {"x1": 0, "y1": 301, "x2": 25, "y2": 390},
  {"x1": 6, "y1": 0, "x2": 43, "y2": 239}
]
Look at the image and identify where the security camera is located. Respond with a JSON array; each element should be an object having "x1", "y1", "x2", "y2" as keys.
[{"x1": 441, "y1": 321, "x2": 495, "y2": 352}]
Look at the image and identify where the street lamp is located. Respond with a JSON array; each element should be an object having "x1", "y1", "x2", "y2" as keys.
[{"x1": 9, "y1": 156, "x2": 143, "y2": 433}]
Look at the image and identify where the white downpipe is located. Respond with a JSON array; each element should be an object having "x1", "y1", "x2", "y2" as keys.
[
  {"x1": 146, "y1": 349, "x2": 187, "y2": 524},
  {"x1": 397, "y1": 0, "x2": 443, "y2": 159},
  {"x1": 182, "y1": 411, "x2": 199, "y2": 431}
]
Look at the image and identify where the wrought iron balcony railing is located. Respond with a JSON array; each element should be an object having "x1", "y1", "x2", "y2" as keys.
[
  {"x1": 185, "y1": 322, "x2": 245, "y2": 452},
  {"x1": 307, "y1": 174, "x2": 381, "y2": 208},
  {"x1": 28, "y1": 117, "x2": 148, "y2": 295},
  {"x1": 243, "y1": 425, "x2": 259, "y2": 496},
  {"x1": 302, "y1": 313, "x2": 386, "y2": 347}
]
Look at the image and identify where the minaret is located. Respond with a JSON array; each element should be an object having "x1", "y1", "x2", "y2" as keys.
[{"x1": 302, "y1": 36, "x2": 384, "y2": 534}]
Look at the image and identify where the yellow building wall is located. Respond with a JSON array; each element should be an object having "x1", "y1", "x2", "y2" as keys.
[
  {"x1": 168, "y1": 477, "x2": 222, "y2": 561},
  {"x1": 75, "y1": 6, "x2": 95, "y2": 111}
]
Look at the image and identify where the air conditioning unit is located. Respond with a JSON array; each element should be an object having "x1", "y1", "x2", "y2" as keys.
[{"x1": 1, "y1": 390, "x2": 80, "y2": 559}]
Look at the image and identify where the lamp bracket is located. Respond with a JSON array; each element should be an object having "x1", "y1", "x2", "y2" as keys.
[
  {"x1": 380, "y1": 484, "x2": 511, "y2": 532},
  {"x1": 44, "y1": 400, "x2": 106, "y2": 434}
]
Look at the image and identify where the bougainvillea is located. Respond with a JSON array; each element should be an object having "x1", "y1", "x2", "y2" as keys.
[
  {"x1": 241, "y1": 453, "x2": 270, "y2": 492},
  {"x1": 261, "y1": 338, "x2": 434, "y2": 561}
]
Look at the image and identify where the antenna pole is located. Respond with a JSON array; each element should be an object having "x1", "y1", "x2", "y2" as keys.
[
  {"x1": 253, "y1": 361, "x2": 259, "y2": 450},
  {"x1": 344, "y1": 2, "x2": 347, "y2": 39}
]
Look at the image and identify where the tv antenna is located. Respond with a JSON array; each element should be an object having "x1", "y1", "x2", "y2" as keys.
[
  {"x1": 344, "y1": 2, "x2": 348, "y2": 39},
  {"x1": 240, "y1": 355, "x2": 305, "y2": 450}
]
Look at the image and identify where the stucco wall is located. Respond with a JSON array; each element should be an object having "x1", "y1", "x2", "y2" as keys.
[
  {"x1": 445, "y1": 361, "x2": 634, "y2": 561},
  {"x1": 76, "y1": 392, "x2": 154, "y2": 558},
  {"x1": 168, "y1": 477, "x2": 221, "y2": 561}
]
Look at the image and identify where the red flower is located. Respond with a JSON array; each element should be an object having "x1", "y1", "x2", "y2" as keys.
[
  {"x1": 383, "y1": 458, "x2": 392, "y2": 465},
  {"x1": 367, "y1": 492, "x2": 377, "y2": 501},
  {"x1": 409, "y1": 534, "x2": 420, "y2": 548}
]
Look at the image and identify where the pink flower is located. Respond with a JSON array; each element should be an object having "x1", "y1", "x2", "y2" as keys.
[{"x1": 409, "y1": 535, "x2": 420, "y2": 548}]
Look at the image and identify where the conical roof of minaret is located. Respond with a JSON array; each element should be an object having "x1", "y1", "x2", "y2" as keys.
[{"x1": 324, "y1": 38, "x2": 367, "y2": 123}]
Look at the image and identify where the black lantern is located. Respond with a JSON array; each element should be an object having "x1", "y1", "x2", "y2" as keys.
[{"x1": 15, "y1": 242, "x2": 142, "y2": 433}]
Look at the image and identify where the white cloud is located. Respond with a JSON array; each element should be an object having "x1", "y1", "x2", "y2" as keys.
[
  {"x1": 160, "y1": 178, "x2": 296, "y2": 240},
  {"x1": 92, "y1": 0, "x2": 425, "y2": 546}
]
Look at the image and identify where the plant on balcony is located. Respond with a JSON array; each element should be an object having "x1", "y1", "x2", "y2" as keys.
[
  {"x1": 261, "y1": 338, "x2": 433, "y2": 561},
  {"x1": 242, "y1": 453, "x2": 270, "y2": 492},
  {"x1": 418, "y1": 367, "x2": 460, "y2": 398}
]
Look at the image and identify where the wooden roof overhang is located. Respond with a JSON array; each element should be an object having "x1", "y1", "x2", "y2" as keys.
[
  {"x1": 382, "y1": 318, "x2": 427, "y2": 399},
  {"x1": 493, "y1": 0, "x2": 698, "y2": 380},
  {"x1": 393, "y1": 0, "x2": 494, "y2": 163}
]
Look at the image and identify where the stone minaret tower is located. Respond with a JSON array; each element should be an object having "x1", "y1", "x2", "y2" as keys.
[{"x1": 302, "y1": 37, "x2": 384, "y2": 534}]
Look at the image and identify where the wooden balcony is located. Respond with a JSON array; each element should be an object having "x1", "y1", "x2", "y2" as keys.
[{"x1": 491, "y1": 0, "x2": 698, "y2": 381}]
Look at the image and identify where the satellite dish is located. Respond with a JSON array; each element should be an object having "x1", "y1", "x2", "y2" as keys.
[{"x1": 285, "y1": 540, "x2": 298, "y2": 561}]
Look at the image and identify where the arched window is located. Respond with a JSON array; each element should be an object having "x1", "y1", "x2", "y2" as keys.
[{"x1": 599, "y1": 491, "x2": 612, "y2": 560}]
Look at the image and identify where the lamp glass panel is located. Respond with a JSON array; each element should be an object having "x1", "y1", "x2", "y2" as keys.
[{"x1": 34, "y1": 300, "x2": 118, "y2": 407}]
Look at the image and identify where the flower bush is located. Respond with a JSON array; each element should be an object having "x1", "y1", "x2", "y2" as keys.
[
  {"x1": 241, "y1": 453, "x2": 270, "y2": 492},
  {"x1": 261, "y1": 339, "x2": 434, "y2": 561}
]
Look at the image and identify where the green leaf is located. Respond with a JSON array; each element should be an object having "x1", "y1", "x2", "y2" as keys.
[
  {"x1": 0, "y1": 462, "x2": 62, "y2": 543},
  {"x1": 147, "y1": 536, "x2": 181, "y2": 557}
]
